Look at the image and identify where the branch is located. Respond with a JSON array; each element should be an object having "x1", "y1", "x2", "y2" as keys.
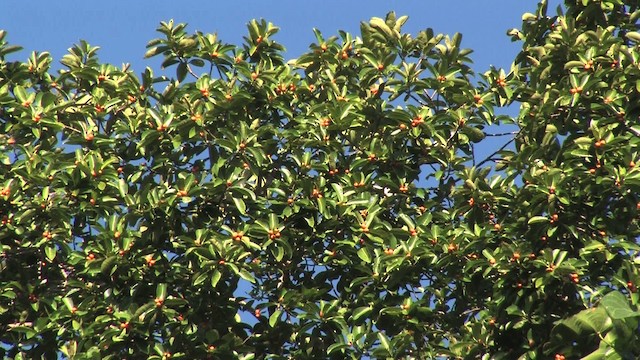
[
  {"x1": 179, "y1": 58, "x2": 199, "y2": 79},
  {"x1": 628, "y1": 126, "x2": 640, "y2": 138},
  {"x1": 475, "y1": 138, "x2": 515, "y2": 168},
  {"x1": 485, "y1": 131, "x2": 517, "y2": 137}
]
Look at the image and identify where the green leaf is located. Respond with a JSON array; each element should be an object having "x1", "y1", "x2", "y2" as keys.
[
  {"x1": 317, "y1": 197, "x2": 327, "y2": 216},
  {"x1": 527, "y1": 216, "x2": 549, "y2": 225},
  {"x1": 100, "y1": 256, "x2": 117, "y2": 275},
  {"x1": 555, "y1": 306, "x2": 612, "y2": 336},
  {"x1": 144, "y1": 46, "x2": 160, "y2": 58},
  {"x1": 357, "y1": 247, "x2": 372, "y2": 263},
  {"x1": 462, "y1": 126, "x2": 485, "y2": 143},
  {"x1": 8, "y1": 326, "x2": 37, "y2": 339},
  {"x1": 233, "y1": 197, "x2": 247, "y2": 214},
  {"x1": 13, "y1": 85, "x2": 28, "y2": 102},
  {"x1": 377, "y1": 332, "x2": 391, "y2": 353},
  {"x1": 269, "y1": 309, "x2": 282, "y2": 327},
  {"x1": 397, "y1": 213, "x2": 415, "y2": 228},
  {"x1": 268, "y1": 213, "x2": 278, "y2": 229},
  {"x1": 193, "y1": 272, "x2": 207, "y2": 286},
  {"x1": 44, "y1": 244, "x2": 56, "y2": 261},
  {"x1": 229, "y1": 186, "x2": 257, "y2": 201},
  {"x1": 625, "y1": 31, "x2": 640, "y2": 43},
  {"x1": 117, "y1": 179, "x2": 128, "y2": 198},
  {"x1": 238, "y1": 268, "x2": 255, "y2": 283},
  {"x1": 177, "y1": 62, "x2": 187, "y2": 82},
  {"x1": 156, "y1": 283, "x2": 167, "y2": 300},
  {"x1": 564, "y1": 60, "x2": 586, "y2": 70},
  {"x1": 370, "y1": 17, "x2": 396, "y2": 40},
  {"x1": 272, "y1": 245, "x2": 285, "y2": 262},
  {"x1": 352, "y1": 306, "x2": 372, "y2": 322},
  {"x1": 211, "y1": 270, "x2": 222, "y2": 288},
  {"x1": 63, "y1": 297, "x2": 75, "y2": 311},
  {"x1": 601, "y1": 291, "x2": 640, "y2": 319},
  {"x1": 327, "y1": 342, "x2": 349, "y2": 355},
  {"x1": 132, "y1": 302, "x2": 154, "y2": 321}
]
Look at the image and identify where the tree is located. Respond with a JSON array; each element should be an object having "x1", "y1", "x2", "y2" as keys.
[{"x1": 1, "y1": 0, "x2": 640, "y2": 358}]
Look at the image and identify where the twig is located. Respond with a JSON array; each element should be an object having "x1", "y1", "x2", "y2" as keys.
[
  {"x1": 476, "y1": 138, "x2": 515, "y2": 168},
  {"x1": 485, "y1": 131, "x2": 517, "y2": 137}
]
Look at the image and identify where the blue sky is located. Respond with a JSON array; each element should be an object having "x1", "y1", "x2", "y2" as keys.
[{"x1": 1, "y1": 1, "x2": 561, "y2": 76}]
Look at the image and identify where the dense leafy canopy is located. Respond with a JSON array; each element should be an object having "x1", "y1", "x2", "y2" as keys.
[{"x1": 1, "y1": 0, "x2": 640, "y2": 359}]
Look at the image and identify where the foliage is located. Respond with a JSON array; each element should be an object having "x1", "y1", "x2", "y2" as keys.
[{"x1": 1, "y1": 0, "x2": 639, "y2": 358}]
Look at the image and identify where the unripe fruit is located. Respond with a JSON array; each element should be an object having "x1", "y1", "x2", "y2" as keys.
[
  {"x1": 311, "y1": 188, "x2": 322, "y2": 199},
  {"x1": 584, "y1": 60, "x2": 593, "y2": 70},
  {"x1": 154, "y1": 297, "x2": 164, "y2": 307}
]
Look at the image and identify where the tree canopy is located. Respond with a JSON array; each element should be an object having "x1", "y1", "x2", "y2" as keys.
[{"x1": 1, "y1": 0, "x2": 640, "y2": 359}]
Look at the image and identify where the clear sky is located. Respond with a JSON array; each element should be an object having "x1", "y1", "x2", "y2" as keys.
[{"x1": 1, "y1": 0, "x2": 561, "y2": 76}]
